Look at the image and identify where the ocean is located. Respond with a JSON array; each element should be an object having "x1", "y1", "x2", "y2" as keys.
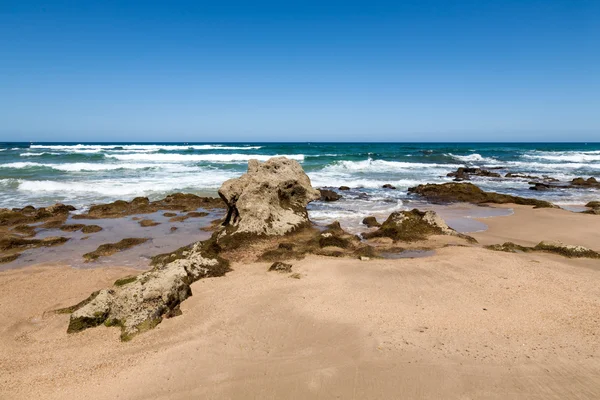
[{"x1": 1, "y1": 142, "x2": 599, "y2": 228}]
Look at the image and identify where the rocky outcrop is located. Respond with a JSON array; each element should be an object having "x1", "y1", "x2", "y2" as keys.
[
  {"x1": 0, "y1": 203, "x2": 75, "y2": 227},
  {"x1": 64, "y1": 240, "x2": 230, "y2": 341},
  {"x1": 486, "y1": 241, "x2": 600, "y2": 259},
  {"x1": 218, "y1": 157, "x2": 320, "y2": 237},
  {"x1": 447, "y1": 167, "x2": 501, "y2": 181},
  {"x1": 582, "y1": 201, "x2": 600, "y2": 215},
  {"x1": 571, "y1": 177, "x2": 600, "y2": 188},
  {"x1": 528, "y1": 177, "x2": 600, "y2": 192},
  {"x1": 319, "y1": 189, "x2": 342, "y2": 202},
  {"x1": 408, "y1": 183, "x2": 555, "y2": 208},
  {"x1": 73, "y1": 194, "x2": 224, "y2": 219},
  {"x1": 362, "y1": 209, "x2": 476, "y2": 243},
  {"x1": 362, "y1": 216, "x2": 381, "y2": 227}
]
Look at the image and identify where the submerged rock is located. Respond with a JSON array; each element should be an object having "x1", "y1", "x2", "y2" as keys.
[
  {"x1": 447, "y1": 167, "x2": 501, "y2": 181},
  {"x1": 81, "y1": 224, "x2": 103, "y2": 234},
  {"x1": 83, "y1": 238, "x2": 149, "y2": 262},
  {"x1": 319, "y1": 189, "x2": 342, "y2": 202},
  {"x1": 73, "y1": 194, "x2": 224, "y2": 219},
  {"x1": 218, "y1": 157, "x2": 320, "y2": 237},
  {"x1": 0, "y1": 235, "x2": 69, "y2": 251},
  {"x1": 139, "y1": 219, "x2": 160, "y2": 227},
  {"x1": 363, "y1": 209, "x2": 476, "y2": 243},
  {"x1": 408, "y1": 183, "x2": 555, "y2": 208},
  {"x1": 65, "y1": 240, "x2": 230, "y2": 341}
]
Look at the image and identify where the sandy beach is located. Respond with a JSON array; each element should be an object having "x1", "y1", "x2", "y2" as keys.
[{"x1": 1, "y1": 205, "x2": 599, "y2": 400}]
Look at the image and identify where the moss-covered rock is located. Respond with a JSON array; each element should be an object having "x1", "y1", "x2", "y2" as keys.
[
  {"x1": 81, "y1": 224, "x2": 103, "y2": 234},
  {"x1": 485, "y1": 242, "x2": 532, "y2": 253},
  {"x1": 269, "y1": 262, "x2": 292, "y2": 273},
  {"x1": 83, "y1": 238, "x2": 149, "y2": 261},
  {"x1": 486, "y1": 240, "x2": 600, "y2": 259},
  {"x1": 0, "y1": 235, "x2": 69, "y2": 251},
  {"x1": 363, "y1": 209, "x2": 476, "y2": 243},
  {"x1": 408, "y1": 182, "x2": 555, "y2": 208},
  {"x1": 534, "y1": 241, "x2": 600, "y2": 259},
  {"x1": 60, "y1": 224, "x2": 86, "y2": 232},
  {"x1": 65, "y1": 239, "x2": 230, "y2": 341},
  {"x1": 73, "y1": 194, "x2": 224, "y2": 219},
  {"x1": 139, "y1": 219, "x2": 160, "y2": 227}
]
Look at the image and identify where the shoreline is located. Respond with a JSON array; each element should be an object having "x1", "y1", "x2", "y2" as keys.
[{"x1": 1, "y1": 175, "x2": 599, "y2": 399}]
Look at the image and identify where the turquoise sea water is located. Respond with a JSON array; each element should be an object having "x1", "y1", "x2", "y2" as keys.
[{"x1": 1, "y1": 142, "x2": 599, "y2": 226}]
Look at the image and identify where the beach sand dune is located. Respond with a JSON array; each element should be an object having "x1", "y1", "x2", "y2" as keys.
[{"x1": 1, "y1": 229, "x2": 599, "y2": 399}]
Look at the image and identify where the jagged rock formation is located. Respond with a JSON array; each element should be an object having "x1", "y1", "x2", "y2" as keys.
[
  {"x1": 408, "y1": 183, "x2": 555, "y2": 208},
  {"x1": 218, "y1": 157, "x2": 320, "y2": 237},
  {"x1": 362, "y1": 209, "x2": 476, "y2": 243},
  {"x1": 63, "y1": 157, "x2": 322, "y2": 340},
  {"x1": 64, "y1": 240, "x2": 230, "y2": 341}
]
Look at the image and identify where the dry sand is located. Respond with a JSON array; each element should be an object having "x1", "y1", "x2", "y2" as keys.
[{"x1": 1, "y1": 206, "x2": 599, "y2": 399}]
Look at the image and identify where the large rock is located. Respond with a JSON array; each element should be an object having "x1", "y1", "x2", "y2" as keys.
[
  {"x1": 218, "y1": 157, "x2": 320, "y2": 236},
  {"x1": 363, "y1": 209, "x2": 476, "y2": 243},
  {"x1": 65, "y1": 240, "x2": 229, "y2": 341},
  {"x1": 408, "y1": 183, "x2": 555, "y2": 208}
]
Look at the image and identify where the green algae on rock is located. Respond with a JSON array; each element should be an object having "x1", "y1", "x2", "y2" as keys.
[
  {"x1": 486, "y1": 241, "x2": 600, "y2": 259},
  {"x1": 362, "y1": 209, "x2": 477, "y2": 243},
  {"x1": 65, "y1": 240, "x2": 230, "y2": 341},
  {"x1": 407, "y1": 182, "x2": 555, "y2": 208},
  {"x1": 83, "y1": 238, "x2": 149, "y2": 262},
  {"x1": 73, "y1": 194, "x2": 224, "y2": 219}
]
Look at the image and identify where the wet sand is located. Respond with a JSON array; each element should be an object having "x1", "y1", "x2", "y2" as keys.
[{"x1": 1, "y1": 206, "x2": 599, "y2": 399}]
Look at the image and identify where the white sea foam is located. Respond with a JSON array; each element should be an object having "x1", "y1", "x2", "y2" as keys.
[
  {"x1": 17, "y1": 171, "x2": 239, "y2": 196},
  {"x1": 523, "y1": 152, "x2": 600, "y2": 163},
  {"x1": 106, "y1": 153, "x2": 304, "y2": 162},
  {"x1": 448, "y1": 153, "x2": 498, "y2": 163},
  {"x1": 20, "y1": 152, "x2": 62, "y2": 157},
  {"x1": 0, "y1": 162, "x2": 201, "y2": 172},
  {"x1": 309, "y1": 174, "x2": 430, "y2": 189},
  {"x1": 321, "y1": 158, "x2": 460, "y2": 173}
]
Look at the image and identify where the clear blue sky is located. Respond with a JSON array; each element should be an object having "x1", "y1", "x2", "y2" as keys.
[{"x1": 1, "y1": 1, "x2": 599, "y2": 142}]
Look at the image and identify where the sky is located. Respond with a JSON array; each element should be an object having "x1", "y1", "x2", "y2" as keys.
[{"x1": 1, "y1": 0, "x2": 599, "y2": 142}]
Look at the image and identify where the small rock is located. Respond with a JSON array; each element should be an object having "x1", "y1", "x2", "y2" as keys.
[
  {"x1": 269, "y1": 262, "x2": 292, "y2": 273},
  {"x1": 362, "y1": 216, "x2": 380, "y2": 227},
  {"x1": 382, "y1": 184, "x2": 396, "y2": 190},
  {"x1": 360, "y1": 256, "x2": 370, "y2": 261},
  {"x1": 319, "y1": 189, "x2": 342, "y2": 202},
  {"x1": 338, "y1": 186, "x2": 350, "y2": 191}
]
